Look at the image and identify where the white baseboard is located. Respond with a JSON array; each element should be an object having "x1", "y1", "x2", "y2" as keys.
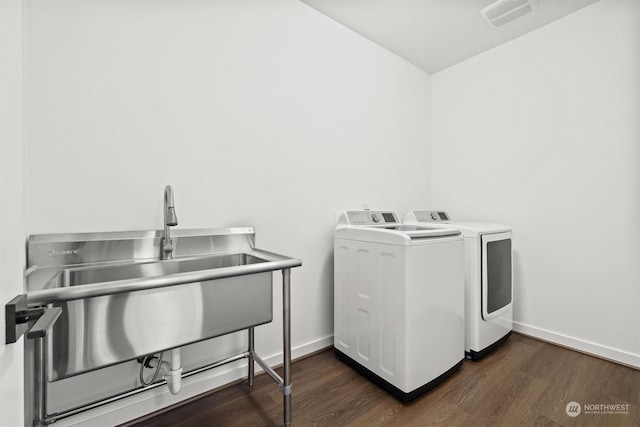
[
  {"x1": 56, "y1": 335, "x2": 334, "y2": 427},
  {"x1": 513, "y1": 321, "x2": 640, "y2": 369}
]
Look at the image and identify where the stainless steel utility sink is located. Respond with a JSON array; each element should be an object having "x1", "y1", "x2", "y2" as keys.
[{"x1": 24, "y1": 228, "x2": 301, "y2": 381}]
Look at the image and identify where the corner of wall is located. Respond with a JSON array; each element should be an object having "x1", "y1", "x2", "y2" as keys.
[{"x1": 426, "y1": 71, "x2": 433, "y2": 207}]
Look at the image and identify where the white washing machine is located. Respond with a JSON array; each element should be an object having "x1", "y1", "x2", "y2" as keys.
[
  {"x1": 334, "y1": 210, "x2": 465, "y2": 402},
  {"x1": 405, "y1": 210, "x2": 513, "y2": 360}
]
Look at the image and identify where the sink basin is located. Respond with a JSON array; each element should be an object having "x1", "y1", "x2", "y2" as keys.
[
  {"x1": 42, "y1": 253, "x2": 276, "y2": 381},
  {"x1": 62, "y1": 253, "x2": 267, "y2": 287}
]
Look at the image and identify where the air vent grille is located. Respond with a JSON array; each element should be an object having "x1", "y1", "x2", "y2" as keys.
[{"x1": 481, "y1": 0, "x2": 537, "y2": 28}]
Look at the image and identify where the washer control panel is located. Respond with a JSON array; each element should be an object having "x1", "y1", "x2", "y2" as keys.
[
  {"x1": 340, "y1": 211, "x2": 399, "y2": 226},
  {"x1": 409, "y1": 210, "x2": 450, "y2": 223}
]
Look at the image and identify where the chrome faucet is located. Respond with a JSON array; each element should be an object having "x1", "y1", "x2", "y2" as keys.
[{"x1": 162, "y1": 185, "x2": 178, "y2": 260}]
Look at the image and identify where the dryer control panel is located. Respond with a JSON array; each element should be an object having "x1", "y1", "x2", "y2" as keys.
[
  {"x1": 406, "y1": 210, "x2": 450, "y2": 223},
  {"x1": 339, "y1": 211, "x2": 399, "y2": 226}
]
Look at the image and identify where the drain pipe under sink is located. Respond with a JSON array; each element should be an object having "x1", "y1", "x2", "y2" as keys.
[{"x1": 164, "y1": 348, "x2": 183, "y2": 395}]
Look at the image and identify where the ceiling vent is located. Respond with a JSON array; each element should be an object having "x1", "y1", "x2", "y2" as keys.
[{"x1": 481, "y1": 0, "x2": 537, "y2": 28}]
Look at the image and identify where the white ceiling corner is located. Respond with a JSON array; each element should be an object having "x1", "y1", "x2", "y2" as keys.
[{"x1": 299, "y1": 0, "x2": 600, "y2": 74}]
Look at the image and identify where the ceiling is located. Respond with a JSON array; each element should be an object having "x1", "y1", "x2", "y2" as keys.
[{"x1": 299, "y1": 0, "x2": 600, "y2": 74}]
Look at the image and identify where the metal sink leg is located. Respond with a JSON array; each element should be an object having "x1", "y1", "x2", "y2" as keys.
[
  {"x1": 282, "y1": 268, "x2": 292, "y2": 427},
  {"x1": 33, "y1": 336, "x2": 48, "y2": 427},
  {"x1": 248, "y1": 327, "x2": 255, "y2": 386}
]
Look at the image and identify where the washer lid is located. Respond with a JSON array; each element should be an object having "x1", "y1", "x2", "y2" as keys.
[
  {"x1": 335, "y1": 224, "x2": 462, "y2": 245},
  {"x1": 336, "y1": 211, "x2": 462, "y2": 243}
]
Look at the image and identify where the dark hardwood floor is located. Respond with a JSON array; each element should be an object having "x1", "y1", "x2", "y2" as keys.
[{"x1": 122, "y1": 334, "x2": 640, "y2": 426}]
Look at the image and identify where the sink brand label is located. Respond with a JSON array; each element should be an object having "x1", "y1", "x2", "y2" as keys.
[{"x1": 46, "y1": 249, "x2": 78, "y2": 257}]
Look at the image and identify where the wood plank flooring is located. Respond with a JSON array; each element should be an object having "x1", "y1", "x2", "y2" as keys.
[{"x1": 122, "y1": 334, "x2": 640, "y2": 426}]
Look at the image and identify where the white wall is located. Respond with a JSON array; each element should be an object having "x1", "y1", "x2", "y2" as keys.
[
  {"x1": 431, "y1": 0, "x2": 640, "y2": 367},
  {"x1": 0, "y1": 1, "x2": 25, "y2": 426},
  {"x1": 23, "y1": 0, "x2": 431, "y2": 424}
]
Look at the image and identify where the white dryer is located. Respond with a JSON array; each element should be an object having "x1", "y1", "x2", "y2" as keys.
[
  {"x1": 334, "y1": 210, "x2": 465, "y2": 402},
  {"x1": 405, "y1": 210, "x2": 513, "y2": 360}
]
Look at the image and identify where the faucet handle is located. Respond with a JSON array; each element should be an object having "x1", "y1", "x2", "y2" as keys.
[{"x1": 162, "y1": 239, "x2": 174, "y2": 256}]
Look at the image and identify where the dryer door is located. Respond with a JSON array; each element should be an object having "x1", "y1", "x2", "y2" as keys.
[{"x1": 481, "y1": 232, "x2": 512, "y2": 320}]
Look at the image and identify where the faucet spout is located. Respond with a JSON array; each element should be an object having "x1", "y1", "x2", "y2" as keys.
[{"x1": 162, "y1": 185, "x2": 178, "y2": 259}]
